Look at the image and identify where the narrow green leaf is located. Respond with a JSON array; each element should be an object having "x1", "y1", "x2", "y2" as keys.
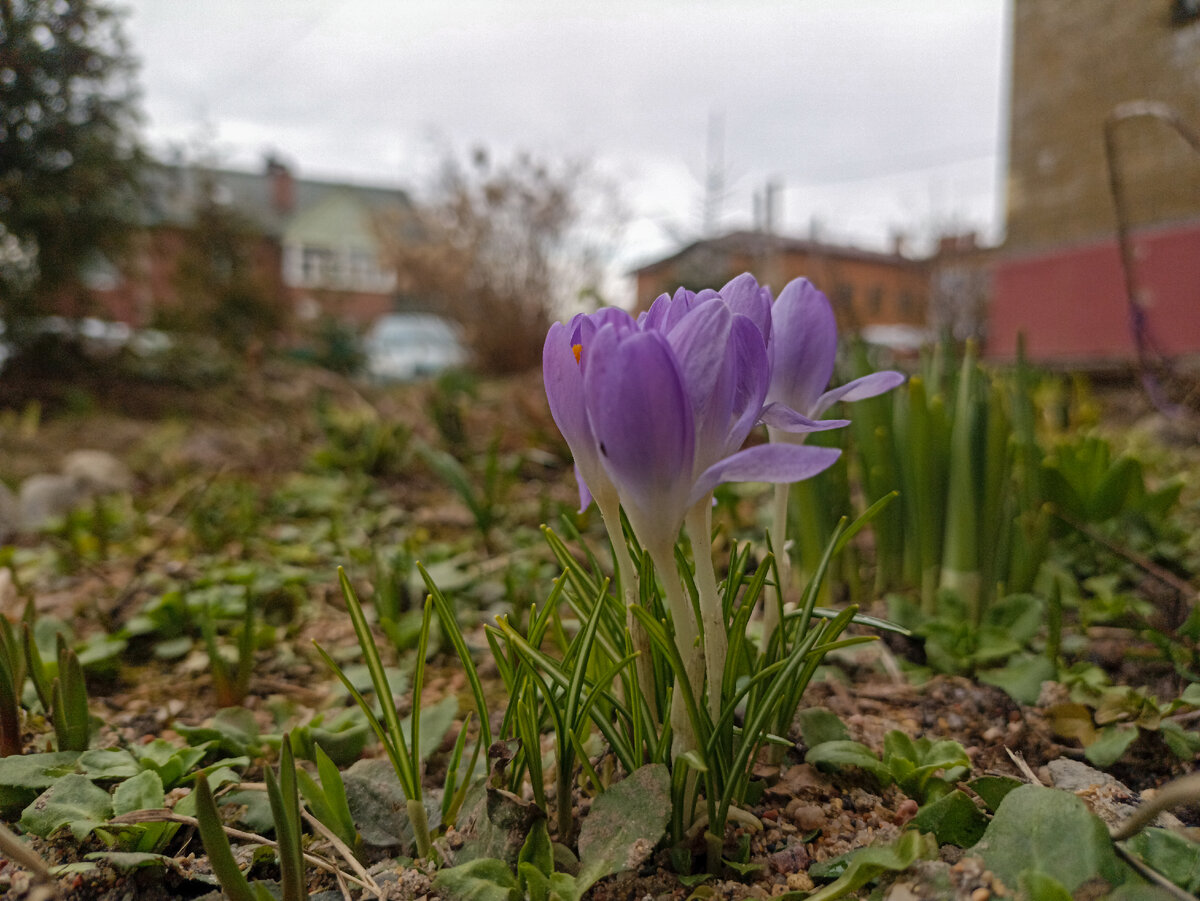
[
  {"x1": 312, "y1": 640, "x2": 411, "y2": 795},
  {"x1": 265, "y1": 738, "x2": 307, "y2": 901},
  {"x1": 337, "y1": 568, "x2": 417, "y2": 790},
  {"x1": 0, "y1": 652, "x2": 20, "y2": 757},
  {"x1": 56, "y1": 643, "x2": 90, "y2": 753},
  {"x1": 193, "y1": 773, "x2": 259, "y2": 901},
  {"x1": 832, "y1": 490, "x2": 899, "y2": 556},
  {"x1": 22, "y1": 623, "x2": 51, "y2": 714},
  {"x1": 423, "y1": 563, "x2": 494, "y2": 748},
  {"x1": 410, "y1": 596, "x2": 435, "y2": 797}
]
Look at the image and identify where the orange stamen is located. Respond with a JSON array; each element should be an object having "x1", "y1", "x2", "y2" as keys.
[{"x1": 572, "y1": 343, "x2": 582, "y2": 364}]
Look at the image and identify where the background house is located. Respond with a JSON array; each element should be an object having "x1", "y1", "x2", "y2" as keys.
[
  {"x1": 632, "y1": 229, "x2": 930, "y2": 351},
  {"x1": 88, "y1": 156, "x2": 414, "y2": 331},
  {"x1": 986, "y1": 0, "x2": 1200, "y2": 363}
]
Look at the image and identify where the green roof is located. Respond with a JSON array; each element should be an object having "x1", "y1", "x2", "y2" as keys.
[{"x1": 141, "y1": 160, "x2": 414, "y2": 240}]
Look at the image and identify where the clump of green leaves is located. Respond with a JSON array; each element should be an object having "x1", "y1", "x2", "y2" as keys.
[
  {"x1": 0, "y1": 604, "x2": 36, "y2": 756},
  {"x1": 1045, "y1": 664, "x2": 1200, "y2": 767},
  {"x1": 193, "y1": 738, "x2": 310, "y2": 901},
  {"x1": 198, "y1": 587, "x2": 258, "y2": 709},
  {"x1": 311, "y1": 393, "x2": 412, "y2": 477},
  {"x1": 314, "y1": 567, "x2": 487, "y2": 860},
  {"x1": 434, "y1": 763, "x2": 671, "y2": 901},
  {"x1": 806, "y1": 729, "x2": 970, "y2": 804},
  {"x1": 417, "y1": 434, "x2": 519, "y2": 551},
  {"x1": 14, "y1": 617, "x2": 93, "y2": 753},
  {"x1": 461, "y1": 508, "x2": 889, "y2": 876}
]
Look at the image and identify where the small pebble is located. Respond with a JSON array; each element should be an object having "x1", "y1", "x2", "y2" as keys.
[
  {"x1": 892, "y1": 798, "x2": 919, "y2": 826},
  {"x1": 788, "y1": 803, "x2": 825, "y2": 832},
  {"x1": 786, "y1": 872, "x2": 814, "y2": 892},
  {"x1": 971, "y1": 888, "x2": 991, "y2": 901}
]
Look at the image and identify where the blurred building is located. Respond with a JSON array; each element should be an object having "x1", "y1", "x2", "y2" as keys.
[
  {"x1": 88, "y1": 156, "x2": 412, "y2": 329},
  {"x1": 631, "y1": 230, "x2": 931, "y2": 352},
  {"x1": 987, "y1": 0, "x2": 1200, "y2": 362}
]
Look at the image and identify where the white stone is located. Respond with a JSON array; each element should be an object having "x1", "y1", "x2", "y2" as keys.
[
  {"x1": 18, "y1": 473, "x2": 82, "y2": 531},
  {"x1": 62, "y1": 449, "x2": 133, "y2": 496}
]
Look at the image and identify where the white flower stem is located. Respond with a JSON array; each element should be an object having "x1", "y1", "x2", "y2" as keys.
[
  {"x1": 686, "y1": 499, "x2": 725, "y2": 722},
  {"x1": 647, "y1": 540, "x2": 702, "y2": 760},
  {"x1": 596, "y1": 496, "x2": 656, "y2": 722},
  {"x1": 762, "y1": 481, "x2": 791, "y2": 657}
]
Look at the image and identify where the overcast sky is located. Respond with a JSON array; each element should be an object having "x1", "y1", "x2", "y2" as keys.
[{"x1": 122, "y1": 1, "x2": 1011, "y2": 284}]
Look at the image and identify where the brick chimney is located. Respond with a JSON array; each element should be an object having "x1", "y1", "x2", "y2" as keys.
[
  {"x1": 937, "y1": 231, "x2": 978, "y2": 256},
  {"x1": 265, "y1": 154, "x2": 295, "y2": 215}
]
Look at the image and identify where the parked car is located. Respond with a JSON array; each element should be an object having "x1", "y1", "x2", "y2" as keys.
[
  {"x1": 0, "y1": 316, "x2": 145, "y2": 371},
  {"x1": 361, "y1": 313, "x2": 467, "y2": 382}
]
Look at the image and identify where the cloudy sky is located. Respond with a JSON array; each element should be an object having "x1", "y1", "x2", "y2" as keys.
[{"x1": 122, "y1": 1, "x2": 1011, "y2": 283}]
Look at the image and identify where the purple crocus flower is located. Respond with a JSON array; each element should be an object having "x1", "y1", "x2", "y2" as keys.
[
  {"x1": 759, "y1": 276, "x2": 906, "y2": 651},
  {"x1": 579, "y1": 300, "x2": 841, "y2": 560},
  {"x1": 766, "y1": 277, "x2": 906, "y2": 423},
  {"x1": 542, "y1": 307, "x2": 638, "y2": 514}
]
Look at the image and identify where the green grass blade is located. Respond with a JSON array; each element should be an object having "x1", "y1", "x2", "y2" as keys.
[
  {"x1": 312, "y1": 640, "x2": 412, "y2": 794},
  {"x1": 628, "y1": 607, "x2": 712, "y2": 761},
  {"x1": 235, "y1": 589, "x2": 256, "y2": 704},
  {"x1": 313, "y1": 743, "x2": 357, "y2": 852},
  {"x1": 563, "y1": 579, "x2": 610, "y2": 737},
  {"x1": 421, "y1": 563, "x2": 493, "y2": 748},
  {"x1": 337, "y1": 568, "x2": 418, "y2": 791},
  {"x1": 410, "y1": 597, "x2": 435, "y2": 791},
  {"x1": 0, "y1": 654, "x2": 21, "y2": 756},
  {"x1": 22, "y1": 622, "x2": 51, "y2": 713},
  {"x1": 194, "y1": 772, "x2": 259, "y2": 901},
  {"x1": 0, "y1": 618, "x2": 24, "y2": 698},
  {"x1": 265, "y1": 743, "x2": 307, "y2": 901},
  {"x1": 56, "y1": 641, "x2": 89, "y2": 752},
  {"x1": 441, "y1": 710, "x2": 475, "y2": 825},
  {"x1": 793, "y1": 517, "x2": 850, "y2": 643},
  {"x1": 514, "y1": 689, "x2": 547, "y2": 811}
]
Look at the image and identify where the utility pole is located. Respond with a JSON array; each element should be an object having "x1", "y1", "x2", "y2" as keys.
[{"x1": 701, "y1": 111, "x2": 725, "y2": 236}]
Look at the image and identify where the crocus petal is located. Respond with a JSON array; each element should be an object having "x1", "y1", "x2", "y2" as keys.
[
  {"x1": 584, "y1": 325, "x2": 694, "y2": 548},
  {"x1": 574, "y1": 463, "x2": 593, "y2": 513},
  {"x1": 759, "y1": 402, "x2": 850, "y2": 433},
  {"x1": 688, "y1": 444, "x2": 842, "y2": 507},
  {"x1": 664, "y1": 299, "x2": 734, "y2": 464},
  {"x1": 588, "y1": 306, "x2": 638, "y2": 335},
  {"x1": 640, "y1": 293, "x2": 672, "y2": 331},
  {"x1": 661, "y1": 287, "x2": 699, "y2": 333},
  {"x1": 543, "y1": 321, "x2": 594, "y2": 462},
  {"x1": 720, "y1": 273, "x2": 773, "y2": 344},
  {"x1": 812, "y1": 370, "x2": 907, "y2": 417},
  {"x1": 544, "y1": 313, "x2": 631, "y2": 513},
  {"x1": 723, "y1": 315, "x2": 772, "y2": 455},
  {"x1": 767, "y1": 278, "x2": 838, "y2": 415}
]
